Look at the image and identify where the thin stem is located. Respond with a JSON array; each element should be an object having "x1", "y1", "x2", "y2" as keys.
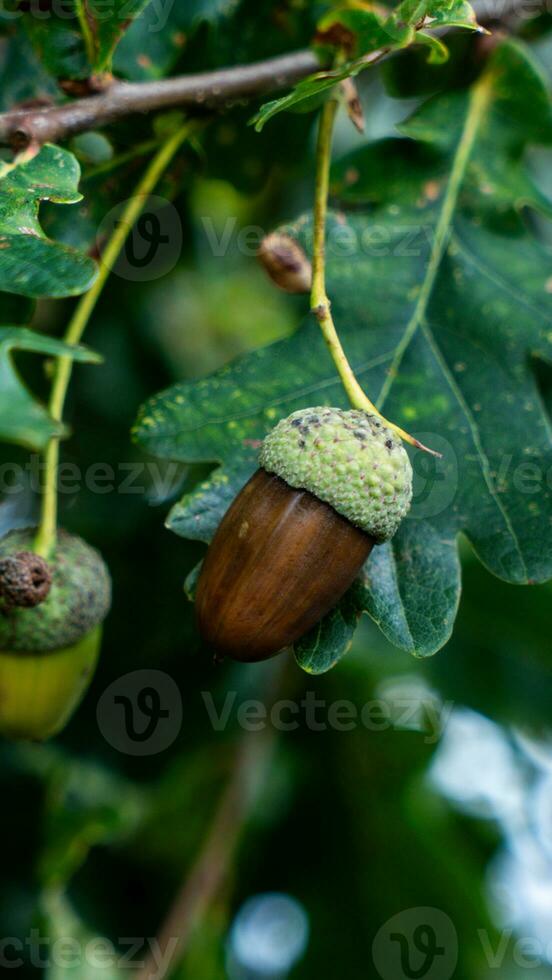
[
  {"x1": 310, "y1": 98, "x2": 440, "y2": 457},
  {"x1": 82, "y1": 139, "x2": 162, "y2": 181},
  {"x1": 310, "y1": 98, "x2": 338, "y2": 312},
  {"x1": 74, "y1": 0, "x2": 96, "y2": 68},
  {"x1": 34, "y1": 123, "x2": 193, "y2": 558}
]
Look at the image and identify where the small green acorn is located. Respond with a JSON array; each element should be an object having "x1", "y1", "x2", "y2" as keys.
[
  {"x1": 0, "y1": 528, "x2": 111, "y2": 741},
  {"x1": 196, "y1": 407, "x2": 413, "y2": 662}
]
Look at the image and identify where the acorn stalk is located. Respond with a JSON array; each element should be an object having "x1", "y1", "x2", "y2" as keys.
[{"x1": 196, "y1": 407, "x2": 413, "y2": 663}]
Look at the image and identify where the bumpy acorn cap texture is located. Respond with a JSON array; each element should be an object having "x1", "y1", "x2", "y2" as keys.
[
  {"x1": 0, "y1": 529, "x2": 111, "y2": 652},
  {"x1": 260, "y1": 407, "x2": 413, "y2": 542}
]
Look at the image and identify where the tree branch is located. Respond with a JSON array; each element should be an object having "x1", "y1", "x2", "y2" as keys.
[
  {"x1": 0, "y1": 0, "x2": 538, "y2": 150},
  {"x1": 0, "y1": 49, "x2": 321, "y2": 148}
]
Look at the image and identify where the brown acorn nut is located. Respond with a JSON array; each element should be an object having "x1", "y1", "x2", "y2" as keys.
[{"x1": 196, "y1": 408, "x2": 413, "y2": 663}]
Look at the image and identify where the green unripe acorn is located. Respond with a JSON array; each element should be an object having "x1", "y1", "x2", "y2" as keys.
[
  {"x1": 196, "y1": 407, "x2": 413, "y2": 663},
  {"x1": 260, "y1": 407, "x2": 412, "y2": 541},
  {"x1": 0, "y1": 529, "x2": 111, "y2": 741}
]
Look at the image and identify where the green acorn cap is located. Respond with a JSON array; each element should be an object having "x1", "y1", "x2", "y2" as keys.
[
  {"x1": 0, "y1": 529, "x2": 111, "y2": 652},
  {"x1": 259, "y1": 407, "x2": 413, "y2": 542}
]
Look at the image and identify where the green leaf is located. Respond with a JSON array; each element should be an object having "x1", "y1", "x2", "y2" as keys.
[
  {"x1": 167, "y1": 462, "x2": 258, "y2": 543},
  {"x1": 20, "y1": 0, "x2": 256, "y2": 80},
  {"x1": 253, "y1": 0, "x2": 482, "y2": 130},
  {"x1": 0, "y1": 32, "x2": 59, "y2": 110},
  {"x1": 0, "y1": 327, "x2": 101, "y2": 450},
  {"x1": 184, "y1": 561, "x2": 203, "y2": 601},
  {"x1": 114, "y1": 0, "x2": 236, "y2": 80},
  {"x1": 43, "y1": 892, "x2": 124, "y2": 979},
  {"x1": 0, "y1": 144, "x2": 97, "y2": 298},
  {"x1": 90, "y1": 0, "x2": 151, "y2": 71},
  {"x1": 0, "y1": 55, "x2": 39, "y2": 323},
  {"x1": 253, "y1": 70, "x2": 346, "y2": 132},
  {"x1": 6, "y1": 741, "x2": 144, "y2": 891},
  {"x1": 314, "y1": 4, "x2": 414, "y2": 59},
  {"x1": 40, "y1": 756, "x2": 144, "y2": 889},
  {"x1": 398, "y1": 0, "x2": 482, "y2": 30},
  {"x1": 19, "y1": 0, "x2": 152, "y2": 77},
  {"x1": 294, "y1": 580, "x2": 366, "y2": 674},
  {"x1": 361, "y1": 522, "x2": 461, "y2": 657},
  {"x1": 116, "y1": 0, "x2": 318, "y2": 82},
  {"x1": 135, "y1": 40, "x2": 552, "y2": 669},
  {"x1": 415, "y1": 31, "x2": 451, "y2": 65},
  {"x1": 17, "y1": 13, "x2": 89, "y2": 81}
]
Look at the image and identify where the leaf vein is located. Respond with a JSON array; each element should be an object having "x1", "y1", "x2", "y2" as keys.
[
  {"x1": 452, "y1": 231, "x2": 552, "y2": 326},
  {"x1": 421, "y1": 320, "x2": 529, "y2": 581},
  {"x1": 376, "y1": 69, "x2": 494, "y2": 410},
  {"x1": 142, "y1": 349, "x2": 394, "y2": 442}
]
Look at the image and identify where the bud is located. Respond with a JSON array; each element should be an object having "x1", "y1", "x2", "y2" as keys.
[
  {"x1": 0, "y1": 552, "x2": 52, "y2": 609},
  {"x1": 258, "y1": 233, "x2": 312, "y2": 294}
]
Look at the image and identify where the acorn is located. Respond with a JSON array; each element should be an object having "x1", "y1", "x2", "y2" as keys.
[
  {"x1": 196, "y1": 407, "x2": 413, "y2": 662},
  {"x1": 0, "y1": 528, "x2": 111, "y2": 741}
]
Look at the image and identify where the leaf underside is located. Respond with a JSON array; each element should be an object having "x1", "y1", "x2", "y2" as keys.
[
  {"x1": 0, "y1": 327, "x2": 101, "y2": 451},
  {"x1": 134, "y1": 40, "x2": 552, "y2": 672}
]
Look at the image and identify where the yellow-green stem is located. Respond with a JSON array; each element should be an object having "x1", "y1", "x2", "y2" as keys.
[
  {"x1": 34, "y1": 124, "x2": 192, "y2": 558},
  {"x1": 74, "y1": 0, "x2": 96, "y2": 68},
  {"x1": 310, "y1": 98, "x2": 439, "y2": 456}
]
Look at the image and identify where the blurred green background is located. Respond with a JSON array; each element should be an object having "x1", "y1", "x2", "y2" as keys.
[{"x1": 2, "y1": 15, "x2": 552, "y2": 980}]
